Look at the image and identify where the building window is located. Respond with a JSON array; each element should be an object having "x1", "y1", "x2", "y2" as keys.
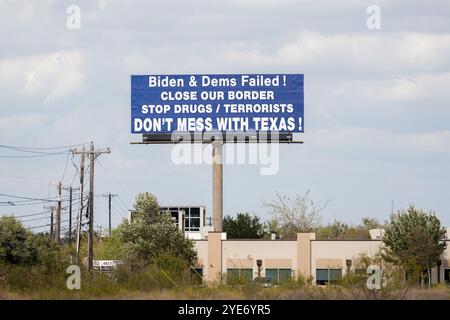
[
  {"x1": 227, "y1": 268, "x2": 253, "y2": 284},
  {"x1": 190, "y1": 207, "x2": 200, "y2": 217},
  {"x1": 444, "y1": 269, "x2": 450, "y2": 284},
  {"x1": 190, "y1": 268, "x2": 203, "y2": 285},
  {"x1": 316, "y1": 269, "x2": 342, "y2": 285},
  {"x1": 354, "y1": 268, "x2": 367, "y2": 276},
  {"x1": 265, "y1": 268, "x2": 292, "y2": 285}
]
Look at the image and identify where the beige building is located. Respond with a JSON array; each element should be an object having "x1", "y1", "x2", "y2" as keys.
[{"x1": 193, "y1": 231, "x2": 450, "y2": 285}]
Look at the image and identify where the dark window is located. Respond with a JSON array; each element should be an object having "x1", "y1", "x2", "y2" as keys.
[
  {"x1": 279, "y1": 269, "x2": 292, "y2": 283},
  {"x1": 190, "y1": 217, "x2": 200, "y2": 230},
  {"x1": 240, "y1": 269, "x2": 253, "y2": 282},
  {"x1": 265, "y1": 269, "x2": 278, "y2": 284},
  {"x1": 190, "y1": 207, "x2": 200, "y2": 217},
  {"x1": 266, "y1": 268, "x2": 292, "y2": 285},
  {"x1": 316, "y1": 269, "x2": 342, "y2": 285},
  {"x1": 444, "y1": 269, "x2": 450, "y2": 284},
  {"x1": 170, "y1": 212, "x2": 178, "y2": 222},
  {"x1": 355, "y1": 268, "x2": 367, "y2": 275},
  {"x1": 227, "y1": 268, "x2": 253, "y2": 284}
]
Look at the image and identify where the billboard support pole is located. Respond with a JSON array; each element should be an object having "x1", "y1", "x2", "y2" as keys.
[{"x1": 212, "y1": 140, "x2": 223, "y2": 232}]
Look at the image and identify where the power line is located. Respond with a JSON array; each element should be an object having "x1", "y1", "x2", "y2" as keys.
[
  {"x1": 20, "y1": 215, "x2": 51, "y2": 223},
  {"x1": 27, "y1": 223, "x2": 51, "y2": 230},
  {"x1": 97, "y1": 158, "x2": 135, "y2": 205},
  {"x1": 0, "y1": 151, "x2": 72, "y2": 159},
  {"x1": 1, "y1": 211, "x2": 49, "y2": 218},
  {"x1": 0, "y1": 174, "x2": 58, "y2": 180},
  {"x1": 0, "y1": 193, "x2": 99, "y2": 208},
  {"x1": 0, "y1": 192, "x2": 81, "y2": 202},
  {"x1": 0, "y1": 142, "x2": 89, "y2": 150},
  {"x1": 0, "y1": 145, "x2": 71, "y2": 155},
  {"x1": 60, "y1": 152, "x2": 72, "y2": 182}
]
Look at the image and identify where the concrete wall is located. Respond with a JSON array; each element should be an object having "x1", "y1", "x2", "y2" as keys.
[
  {"x1": 194, "y1": 234, "x2": 450, "y2": 285},
  {"x1": 311, "y1": 240, "x2": 382, "y2": 278},
  {"x1": 222, "y1": 240, "x2": 298, "y2": 279}
]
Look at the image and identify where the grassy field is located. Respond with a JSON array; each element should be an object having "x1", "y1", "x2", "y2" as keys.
[{"x1": 1, "y1": 283, "x2": 449, "y2": 300}]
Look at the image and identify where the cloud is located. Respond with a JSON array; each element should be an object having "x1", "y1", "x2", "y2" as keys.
[
  {"x1": 0, "y1": 50, "x2": 86, "y2": 104},
  {"x1": 365, "y1": 72, "x2": 450, "y2": 102},
  {"x1": 219, "y1": 32, "x2": 450, "y2": 75},
  {"x1": 0, "y1": 113, "x2": 47, "y2": 139},
  {"x1": 308, "y1": 127, "x2": 450, "y2": 158},
  {"x1": 407, "y1": 130, "x2": 450, "y2": 154}
]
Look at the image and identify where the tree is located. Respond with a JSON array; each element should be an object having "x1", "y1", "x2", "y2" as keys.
[
  {"x1": 362, "y1": 217, "x2": 383, "y2": 230},
  {"x1": 0, "y1": 216, "x2": 56, "y2": 266},
  {"x1": 109, "y1": 192, "x2": 197, "y2": 266},
  {"x1": 383, "y1": 205, "x2": 447, "y2": 287},
  {"x1": 316, "y1": 220, "x2": 349, "y2": 239},
  {"x1": 223, "y1": 212, "x2": 266, "y2": 239},
  {"x1": 264, "y1": 190, "x2": 331, "y2": 239}
]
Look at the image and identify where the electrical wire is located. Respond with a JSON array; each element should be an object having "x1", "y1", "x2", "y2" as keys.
[
  {"x1": 4, "y1": 210, "x2": 49, "y2": 218},
  {"x1": 0, "y1": 192, "x2": 81, "y2": 202},
  {"x1": 20, "y1": 215, "x2": 51, "y2": 223},
  {"x1": 60, "y1": 152, "x2": 71, "y2": 182},
  {"x1": 0, "y1": 142, "x2": 89, "y2": 150},
  {"x1": 0, "y1": 151, "x2": 72, "y2": 159}
]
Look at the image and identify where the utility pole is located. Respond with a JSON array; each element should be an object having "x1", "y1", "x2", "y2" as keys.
[
  {"x1": 56, "y1": 181, "x2": 62, "y2": 243},
  {"x1": 50, "y1": 207, "x2": 54, "y2": 237},
  {"x1": 45, "y1": 205, "x2": 55, "y2": 238},
  {"x1": 75, "y1": 146, "x2": 85, "y2": 259},
  {"x1": 102, "y1": 193, "x2": 118, "y2": 237},
  {"x1": 72, "y1": 141, "x2": 110, "y2": 270},
  {"x1": 68, "y1": 186, "x2": 72, "y2": 245},
  {"x1": 63, "y1": 186, "x2": 79, "y2": 245}
]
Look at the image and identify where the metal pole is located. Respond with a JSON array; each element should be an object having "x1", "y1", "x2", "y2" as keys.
[{"x1": 212, "y1": 141, "x2": 223, "y2": 232}]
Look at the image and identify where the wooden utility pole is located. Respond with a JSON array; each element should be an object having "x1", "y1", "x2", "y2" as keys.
[
  {"x1": 75, "y1": 146, "x2": 85, "y2": 259},
  {"x1": 63, "y1": 186, "x2": 79, "y2": 245},
  {"x1": 88, "y1": 142, "x2": 94, "y2": 269},
  {"x1": 45, "y1": 205, "x2": 55, "y2": 238},
  {"x1": 56, "y1": 182, "x2": 62, "y2": 243},
  {"x1": 102, "y1": 193, "x2": 118, "y2": 237},
  {"x1": 68, "y1": 186, "x2": 72, "y2": 244},
  {"x1": 72, "y1": 141, "x2": 110, "y2": 270}
]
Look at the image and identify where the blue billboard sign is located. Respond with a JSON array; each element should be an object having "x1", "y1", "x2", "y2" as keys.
[{"x1": 131, "y1": 74, "x2": 304, "y2": 134}]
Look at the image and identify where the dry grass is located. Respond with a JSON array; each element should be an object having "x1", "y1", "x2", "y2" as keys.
[{"x1": 1, "y1": 284, "x2": 449, "y2": 300}]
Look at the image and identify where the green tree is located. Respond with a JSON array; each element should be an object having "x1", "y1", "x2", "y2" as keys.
[
  {"x1": 316, "y1": 220, "x2": 349, "y2": 239},
  {"x1": 0, "y1": 216, "x2": 56, "y2": 266},
  {"x1": 223, "y1": 212, "x2": 266, "y2": 239},
  {"x1": 107, "y1": 192, "x2": 197, "y2": 266},
  {"x1": 362, "y1": 217, "x2": 383, "y2": 230},
  {"x1": 382, "y1": 205, "x2": 447, "y2": 286}
]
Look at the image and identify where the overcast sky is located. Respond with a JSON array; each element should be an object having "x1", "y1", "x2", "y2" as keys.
[{"x1": 1, "y1": 0, "x2": 450, "y2": 231}]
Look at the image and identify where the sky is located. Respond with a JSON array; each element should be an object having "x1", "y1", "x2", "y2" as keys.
[{"x1": 1, "y1": 0, "x2": 449, "y2": 232}]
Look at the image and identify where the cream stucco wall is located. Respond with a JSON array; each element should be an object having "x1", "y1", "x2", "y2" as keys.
[
  {"x1": 193, "y1": 240, "x2": 208, "y2": 273},
  {"x1": 193, "y1": 235, "x2": 450, "y2": 285},
  {"x1": 311, "y1": 240, "x2": 382, "y2": 279},
  {"x1": 222, "y1": 240, "x2": 298, "y2": 279}
]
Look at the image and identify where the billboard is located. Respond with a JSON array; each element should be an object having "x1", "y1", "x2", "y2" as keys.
[{"x1": 131, "y1": 74, "x2": 304, "y2": 134}]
